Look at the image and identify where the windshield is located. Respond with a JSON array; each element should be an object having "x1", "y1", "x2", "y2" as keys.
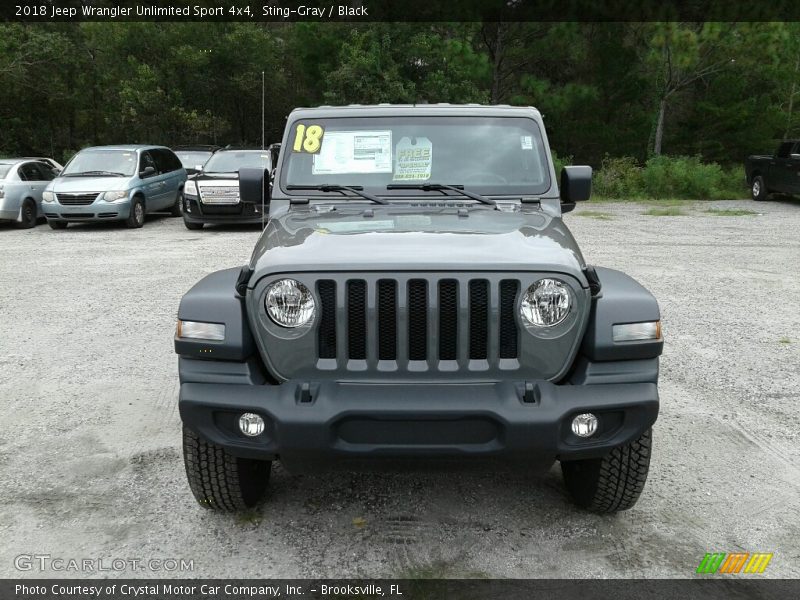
[
  {"x1": 280, "y1": 116, "x2": 551, "y2": 197},
  {"x1": 62, "y1": 150, "x2": 137, "y2": 177},
  {"x1": 175, "y1": 151, "x2": 213, "y2": 168},
  {"x1": 203, "y1": 151, "x2": 271, "y2": 174}
]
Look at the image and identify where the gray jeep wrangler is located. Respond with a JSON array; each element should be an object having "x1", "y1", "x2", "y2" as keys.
[{"x1": 175, "y1": 105, "x2": 663, "y2": 513}]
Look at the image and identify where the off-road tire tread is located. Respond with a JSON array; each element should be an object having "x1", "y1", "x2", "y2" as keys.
[
  {"x1": 182, "y1": 426, "x2": 270, "y2": 511},
  {"x1": 562, "y1": 429, "x2": 652, "y2": 513}
]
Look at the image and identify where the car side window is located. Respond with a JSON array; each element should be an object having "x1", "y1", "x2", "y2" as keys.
[
  {"x1": 777, "y1": 142, "x2": 794, "y2": 158},
  {"x1": 19, "y1": 163, "x2": 42, "y2": 181},
  {"x1": 166, "y1": 150, "x2": 183, "y2": 172},
  {"x1": 34, "y1": 162, "x2": 57, "y2": 181},
  {"x1": 139, "y1": 152, "x2": 157, "y2": 177},
  {"x1": 151, "y1": 149, "x2": 172, "y2": 174}
]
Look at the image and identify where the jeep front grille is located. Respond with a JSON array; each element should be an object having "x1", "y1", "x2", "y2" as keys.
[{"x1": 316, "y1": 276, "x2": 520, "y2": 367}]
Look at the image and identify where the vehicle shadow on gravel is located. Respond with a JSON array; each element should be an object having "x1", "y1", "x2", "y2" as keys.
[{"x1": 45, "y1": 213, "x2": 177, "y2": 231}]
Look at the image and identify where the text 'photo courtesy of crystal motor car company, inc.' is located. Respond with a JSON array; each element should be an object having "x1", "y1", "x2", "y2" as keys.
[{"x1": 175, "y1": 104, "x2": 663, "y2": 513}]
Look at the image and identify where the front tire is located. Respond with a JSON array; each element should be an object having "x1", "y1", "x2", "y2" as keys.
[
  {"x1": 126, "y1": 197, "x2": 145, "y2": 228},
  {"x1": 48, "y1": 220, "x2": 68, "y2": 230},
  {"x1": 16, "y1": 199, "x2": 37, "y2": 229},
  {"x1": 751, "y1": 175, "x2": 768, "y2": 201},
  {"x1": 182, "y1": 426, "x2": 271, "y2": 511},
  {"x1": 183, "y1": 218, "x2": 203, "y2": 230},
  {"x1": 561, "y1": 428, "x2": 652, "y2": 513},
  {"x1": 170, "y1": 191, "x2": 183, "y2": 217}
]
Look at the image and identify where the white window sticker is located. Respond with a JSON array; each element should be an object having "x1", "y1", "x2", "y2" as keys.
[
  {"x1": 393, "y1": 136, "x2": 433, "y2": 181},
  {"x1": 312, "y1": 130, "x2": 392, "y2": 174},
  {"x1": 321, "y1": 220, "x2": 396, "y2": 233},
  {"x1": 521, "y1": 135, "x2": 533, "y2": 150}
]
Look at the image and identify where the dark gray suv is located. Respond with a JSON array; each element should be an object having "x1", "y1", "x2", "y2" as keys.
[{"x1": 174, "y1": 105, "x2": 663, "y2": 513}]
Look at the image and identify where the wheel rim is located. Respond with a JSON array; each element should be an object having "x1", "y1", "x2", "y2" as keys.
[
  {"x1": 135, "y1": 203, "x2": 144, "y2": 223},
  {"x1": 753, "y1": 180, "x2": 760, "y2": 197}
]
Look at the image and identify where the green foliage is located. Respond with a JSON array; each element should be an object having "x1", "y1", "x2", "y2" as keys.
[
  {"x1": 0, "y1": 20, "x2": 797, "y2": 195},
  {"x1": 550, "y1": 150, "x2": 571, "y2": 181},
  {"x1": 593, "y1": 155, "x2": 746, "y2": 200}
]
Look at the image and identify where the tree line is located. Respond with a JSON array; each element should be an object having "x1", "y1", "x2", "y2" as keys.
[{"x1": 1, "y1": 22, "x2": 798, "y2": 167}]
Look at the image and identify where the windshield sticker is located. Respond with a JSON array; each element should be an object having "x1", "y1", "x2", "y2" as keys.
[
  {"x1": 520, "y1": 136, "x2": 533, "y2": 150},
  {"x1": 312, "y1": 130, "x2": 392, "y2": 174},
  {"x1": 293, "y1": 124, "x2": 325, "y2": 153},
  {"x1": 320, "y1": 220, "x2": 396, "y2": 233},
  {"x1": 393, "y1": 136, "x2": 433, "y2": 181}
]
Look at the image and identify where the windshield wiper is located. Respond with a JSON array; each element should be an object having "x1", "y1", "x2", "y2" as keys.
[
  {"x1": 63, "y1": 170, "x2": 126, "y2": 177},
  {"x1": 286, "y1": 184, "x2": 388, "y2": 205},
  {"x1": 386, "y1": 183, "x2": 496, "y2": 206}
]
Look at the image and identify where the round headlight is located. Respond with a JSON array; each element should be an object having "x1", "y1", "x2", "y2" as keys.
[
  {"x1": 521, "y1": 278, "x2": 572, "y2": 327},
  {"x1": 265, "y1": 279, "x2": 315, "y2": 328}
]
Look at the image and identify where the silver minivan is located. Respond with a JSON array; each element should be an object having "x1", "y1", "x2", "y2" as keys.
[{"x1": 42, "y1": 145, "x2": 187, "y2": 229}]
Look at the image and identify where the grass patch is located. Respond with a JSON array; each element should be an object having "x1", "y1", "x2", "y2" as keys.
[
  {"x1": 575, "y1": 210, "x2": 613, "y2": 220},
  {"x1": 590, "y1": 197, "x2": 690, "y2": 206},
  {"x1": 705, "y1": 208, "x2": 758, "y2": 217},
  {"x1": 779, "y1": 337, "x2": 791, "y2": 344},
  {"x1": 643, "y1": 207, "x2": 687, "y2": 216}
]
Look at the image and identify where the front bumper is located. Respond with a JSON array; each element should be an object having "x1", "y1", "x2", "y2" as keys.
[
  {"x1": 182, "y1": 196, "x2": 264, "y2": 225},
  {"x1": 179, "y1": 378, "x2": 659, "y2": 470},
  {"x1": 43, "y1": 199, "x2": 131, "y2": 222}
]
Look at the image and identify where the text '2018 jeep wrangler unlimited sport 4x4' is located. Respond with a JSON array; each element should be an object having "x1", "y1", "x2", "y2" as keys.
[{"x1": 175, "y1": 105, "x2": 663, "y2": 513}]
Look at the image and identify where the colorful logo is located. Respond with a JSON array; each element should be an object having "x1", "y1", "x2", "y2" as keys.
[{"x1": 696, "y1": 552, "x2": 773, "y2": 574}]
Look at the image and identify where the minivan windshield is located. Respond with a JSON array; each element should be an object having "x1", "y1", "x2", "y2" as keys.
[
  {"x1": 62, "y1": 149, "x2": 137, "y2": 177},
  {"x1": 281, "y1": 116, "x2": 552, "y2": 197},
  {"x1": 203, "y1": 151, "x2": 271, "y2": 174}
]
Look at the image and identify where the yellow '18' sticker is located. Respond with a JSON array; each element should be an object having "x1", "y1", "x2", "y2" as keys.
[{"x1": 292, "y1": 124, "x2": 324, "y2": 153}]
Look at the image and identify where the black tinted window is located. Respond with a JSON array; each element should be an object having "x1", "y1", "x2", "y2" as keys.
[
  {"x1": 778, "y1": 142, "x2": 794, "y2": 158},
  {"x1": 19, "y1": 163, "x2": 42, "y2": 181},
  {"x1": 34, "y1": 161, "x2": 57, "y2": 181},
  {"x1": 151, "y1": 149, "x2": 172, "y2": 174},
  {"x1": 139, "y1": 152, "x2": 157, "y2": 175},
  {"x1": 165, "y1": 149, "x2": 183, "y2": 171}
]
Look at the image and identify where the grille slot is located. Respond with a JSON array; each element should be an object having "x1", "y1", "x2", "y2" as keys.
[
  {"x1": 377, "y1": 280, "x2": 397, "y2": 360},
  {"x1": 347, "y1": 281, "x2": 367, "y2": 360},
  {"x1": 469, "y1": 280, "x2": 489, "y2": 359},
  {"x1": 438, "y1": 280, "x2": 458, "y2": 360},
  {"x1": 408, "y1": 280, "x2": 428, "y2": 360},
  {"x1": 318, "y1": 280, "x2": 337, "y2": 359},
  {"x1": 499, "y1": 280, "x2": 519, "y2": 359},
  {"x1": 57, "y1": 193, "x2": 98, "y2": 206}
]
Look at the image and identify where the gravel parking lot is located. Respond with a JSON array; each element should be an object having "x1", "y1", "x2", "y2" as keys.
[{"x1": 1, "y1": 199, "x2": 799, "y2": 579}]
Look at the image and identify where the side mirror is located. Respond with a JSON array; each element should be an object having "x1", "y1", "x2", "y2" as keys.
[
  {"x1": 560, "y1": 165, "x2": 592, "y2": 213},
  {"x1": 140, "y1": 165, "x2": 156, "y2": 178},
  {"x1": 239, "y1": 167, "x2": 270, "y2": 206}
]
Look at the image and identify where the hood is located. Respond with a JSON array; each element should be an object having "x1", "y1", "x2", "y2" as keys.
[
  {"x1": 250, "y1": 205, "x2": 587, "y2": 284},
  {"x1": 49, "y1": 176, "x2": 131, "y2": 193}
]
